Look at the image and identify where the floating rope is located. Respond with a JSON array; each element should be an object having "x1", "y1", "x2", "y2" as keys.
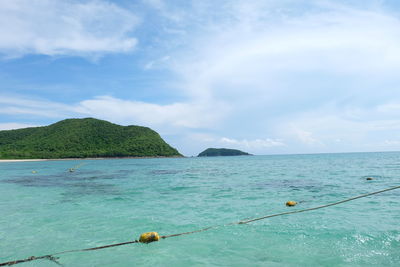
[{"x1": 1, "y1": 185, "x2": 399, "y2": 266}]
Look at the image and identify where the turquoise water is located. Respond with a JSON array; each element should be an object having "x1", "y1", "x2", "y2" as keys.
[{"x1": 1, "y1": 152, "x2": 399, "y2": 266}]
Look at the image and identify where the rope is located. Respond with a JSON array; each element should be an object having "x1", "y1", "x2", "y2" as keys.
[
  {"x1": 237, "y1": 184, "x2": 400, "y2": 224},
  {"x1": 68, "y1": 162, "x2": 86, "y2": 172},
  {"x1": 1, "y1": 185, "x2": 399, "y2": 266},
  {"x1": 0, "y1": 242, "x2": 140, "y2": 266},
  {"x1": 0, "y1": 255, "x2": 62, "y2": 267}
]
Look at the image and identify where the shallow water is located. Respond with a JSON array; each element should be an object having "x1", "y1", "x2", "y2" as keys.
[{"x1": 1, "y1": 152, "x2": 399, "y2": 266}]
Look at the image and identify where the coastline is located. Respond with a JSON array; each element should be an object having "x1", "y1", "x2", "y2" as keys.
[
  {"x1": 0, "y1": 156, "x2": 185, "y2": 163},
  {"x1": 0, "y1": 159, "x2": 50, "y2": 163}
]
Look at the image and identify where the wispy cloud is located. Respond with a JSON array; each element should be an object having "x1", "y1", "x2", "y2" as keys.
[
  {"x1": 275, "y1": 101, "x2": 400, "y2": 152},
  {"x1": 220, "y1": 137, "x2": 286, "y2": 148},
  {"x1": 382, "y1": 140, "x2": 400, "y2": 146},
  {"x1": 158, "y1": 0, "x2": 400, "y2": 153},
  {"x1": 0, "y1": 94, "x2": 230, "y2": 129},
  {"x1": 0, "y1": 122, "x2": 38, "y2": 131},
  {"x1": 171, "y1": 2, "x2": 400, "y2": 100},
  {"x1": 77, "y1": 96, "x2": 230, "y2": 128},
  {"x1": 289, "y1": 129, "x2": 322, "y2": 146},
  {"x1": 0, "y1": 95, "x2": 79, "y2": 117},
  {"x1": 144, "y1": 56, "x2": 171, "y2": 70},
  {"x1": 0, "y1": 0, "x2": 138, "y2": 58}
]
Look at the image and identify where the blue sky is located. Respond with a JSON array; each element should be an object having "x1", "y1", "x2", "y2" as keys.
[{"x1": 1, "y1": 0, "x2": 400, "y2": 156}]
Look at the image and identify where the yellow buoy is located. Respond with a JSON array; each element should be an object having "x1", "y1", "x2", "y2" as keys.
[
  {"x1": 31, "y1": 171, "x2": 37, "y2": 174},
  {"x1": 286, "y1": 201, "x2": 297, "y2": 207},
  {"x1": 139, "y1": 232, "x2": 160, "y2": 243}
]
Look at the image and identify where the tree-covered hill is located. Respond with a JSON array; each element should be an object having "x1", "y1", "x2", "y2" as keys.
[
  {"x1": 0, "y1": 118, "x2": 182, "y2": 159},
  {"x1": 198, "y1": 148, "x2": 251, "y2": 157}
]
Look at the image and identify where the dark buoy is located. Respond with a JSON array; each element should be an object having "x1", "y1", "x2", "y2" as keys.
[{"x1": 366, "y1": 177, "x2": 373, "y2": 181}]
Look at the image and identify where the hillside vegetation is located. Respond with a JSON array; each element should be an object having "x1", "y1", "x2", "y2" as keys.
[
  {"x1": 198, "y1": 148, "x2": 251, "y2": 157},
  {"x1": 0, "y1": 118, "x2": 182, "y2": 159}
]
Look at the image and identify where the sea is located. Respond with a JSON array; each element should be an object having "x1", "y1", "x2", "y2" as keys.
[{"x1": 0, "y1": 152, "x2": 399, "y2": 266}]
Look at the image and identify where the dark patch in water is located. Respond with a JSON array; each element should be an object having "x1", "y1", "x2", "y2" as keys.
[
  {"x1": 254, "y1": 179, "x2": 323, "y2": 192},
  {"x1": 4, "y1": 173, "x2": 69, "y2": 187},
  {"x1": 170, "y1": 186, "x2": 191, "y2": 191},
  {"x1": 110, "y1": 170, "x2": 131, "y2": 177},
  {"x1": 66, "y1": 173, "x2": 127, "y2": 182},
  {"x1": 2, "y1": 169, "x2": 128, "y2": 197},
  {"x1": 62, "y1": 182, "x2": 120, "y2": 197},
  {"x1": 361, "y1": 175, "x2": 384, "y2": 180},
  {"x1": 149, "y1": 169, "x2": 182, "y2": 175},
  {"x1": 110, "y1": 197, "x2": 125, "y2": 201},
  {"x1": 148, "y1": 167, "x2": 219, "y2": 176}
]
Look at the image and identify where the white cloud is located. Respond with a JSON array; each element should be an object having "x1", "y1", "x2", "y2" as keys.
[
  {"x1": 376, "y1": 102, "x2": 400, "y2": 116},
  {"x1": 143, "y1": 0, "x2": 165, "y2": 10},
  {"x1": 155, "y1": 1, "x2": 400, "y2": 153},
  {"x1": 0, "y1": 123, "x2": 38, "y2": 131},
  {"x1": 274, "y1": 101, "x2": 400, "y2": 152},
  {"x1": 0, "y1": 95, "x2": 79, "y2": 117},
  {"x1": 142, "y1": 0, "x2": 185, "y2": 22},
  {"x1": 0, "y1": 0, "x2": 138, "y2": 57},
  {"x1": 0, "y1": 94, "x2": 230, "y2": 129},
  {"x1": 220, "y1": 137, "x2": 286, "y2": 148},
  {"x1": 290, "y1": 128, "x2": 322, "y2": 146},
  {"x1": 178, "y1": 133, "x2": 286, "y2": 155},
  {"x1": 172, "y1": 4, "x2": 400, "y2": 104},
  {"x1": 382, "y1": 140, "x2": 400, "y2": 146},
  {"x1": 144, "y1": 55, "x2": 170, "y2": 70},
  {"x1": 77, "y1": 96, "x2": 230, "y2": 128}
]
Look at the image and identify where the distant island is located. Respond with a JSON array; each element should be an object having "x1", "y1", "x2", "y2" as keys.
[
  {"x1": 0, "y1": 118, "x2": 182, "y2": 159},
  {"x1": 198, "y1": 148, "x2": 251, "y2": 157}
]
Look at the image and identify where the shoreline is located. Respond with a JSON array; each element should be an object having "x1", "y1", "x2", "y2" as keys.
[
  {"x1": 0, "y1": 159, "x2": 50, "y2": 163},
  {"x1": 0, "y1": 156, "x2": 185, "y2": 163}
]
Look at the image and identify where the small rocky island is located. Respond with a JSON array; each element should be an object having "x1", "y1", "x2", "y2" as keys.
[{"x1": 198, "y1": 148, "x2": 251, "y2": 157}]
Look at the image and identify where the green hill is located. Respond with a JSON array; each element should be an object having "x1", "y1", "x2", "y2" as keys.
[
  {"x1": 0, "y1": 118, "x2": 182, "y2": 159},
  {"x1": 198, "y1": 148, "x2": 251, "y2": 157}
]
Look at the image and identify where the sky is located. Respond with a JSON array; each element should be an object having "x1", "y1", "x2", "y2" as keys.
[{"x1": 1, "y1": 0, "x2": 400, "y2": 156}]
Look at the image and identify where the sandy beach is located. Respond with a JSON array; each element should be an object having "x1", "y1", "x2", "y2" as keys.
[
  {"x1": 0, "y1": 156, "x2": 185, "y2": 163},
  {"x1": 0, "y1": 159, "x2": 50, "y2": 163}
]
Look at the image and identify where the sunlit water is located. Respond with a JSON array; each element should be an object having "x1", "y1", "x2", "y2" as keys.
[{"x1": 1, "y1": 152, "x2": 400, "y2": 266}]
